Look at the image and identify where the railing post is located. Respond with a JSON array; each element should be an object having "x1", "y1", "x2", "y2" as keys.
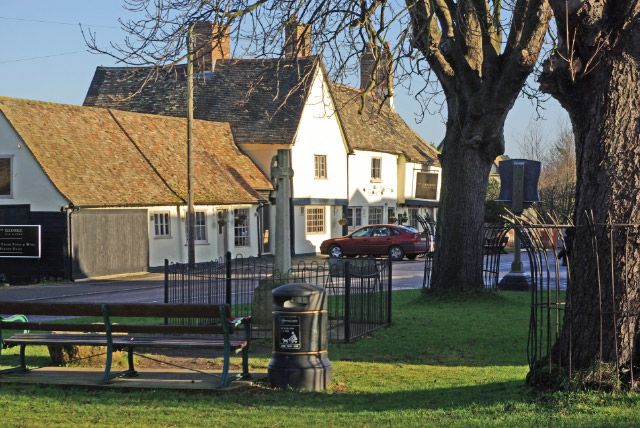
[
  {"x1": 387, "y1": 258, "x2": 392, "y2": 325},
  {"x1": 163, "y1": 259, "x2": 169, "y2": 325},
  {"x1": 344, "y1": 261, "x2": 351, "y2": 342},
  {"x1": 225, "y1": 251, "x2": 232, "y2": 306}
]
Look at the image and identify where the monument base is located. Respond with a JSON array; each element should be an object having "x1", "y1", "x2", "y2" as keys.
[{"x1": 498, "y1": 272, "x2": 531, "y2": 291}]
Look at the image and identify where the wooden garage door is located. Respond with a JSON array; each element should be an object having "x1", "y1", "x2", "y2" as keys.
[{"x1": 71, "y1": 209, "x2": 148, "y2": 279}]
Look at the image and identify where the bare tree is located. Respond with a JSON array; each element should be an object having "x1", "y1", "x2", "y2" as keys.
[
  {"x1": 85, "y1": 0, "x2": 552, "y2": 292},
  {"x1": 533, "y1": 0, "x2": 640, "y2": 387}
]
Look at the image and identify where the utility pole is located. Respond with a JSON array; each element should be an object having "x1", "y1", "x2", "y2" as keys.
[{"x1": 186, "y1": 23, "x2": 196, "y2": 267}]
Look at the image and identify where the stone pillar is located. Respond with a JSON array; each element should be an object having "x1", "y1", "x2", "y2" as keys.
[{"x1": 271, "y1": 149, "x2": 293, "y2": 274}]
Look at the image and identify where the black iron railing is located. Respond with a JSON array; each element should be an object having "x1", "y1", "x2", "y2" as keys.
[{"x1": 164, "y1": 254, "x2": 392, "y2": 342}]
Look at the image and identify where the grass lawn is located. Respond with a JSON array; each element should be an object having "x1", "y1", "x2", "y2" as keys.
[{"x1": 1, "y1": 290, "x2": 639, "y2": 427}]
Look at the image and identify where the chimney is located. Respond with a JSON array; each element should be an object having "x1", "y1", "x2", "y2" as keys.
[
  {"x1": 359, "y1": 42, "x2": 395, "y2": 108},
  {"x1": 190, "y1": 21, "x2": 230, "y2": 71},
  {"x1": 284, "y1": 19, "x2": 312, "y2": 58}
]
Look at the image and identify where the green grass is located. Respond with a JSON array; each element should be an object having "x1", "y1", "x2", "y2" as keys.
[{"x1": 1, "y1": 290, "x2": 639, "y2": 427}]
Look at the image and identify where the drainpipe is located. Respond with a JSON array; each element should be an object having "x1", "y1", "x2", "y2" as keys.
[{"x1": 62, "y1": 204, "x2": 77, "y2": 280}]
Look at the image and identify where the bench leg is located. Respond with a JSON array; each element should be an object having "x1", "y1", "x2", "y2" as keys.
[
  {"x1": 219, "y1": 347, "x2": 230, "y2": 388},
  {"x1": 101, "y1": 346, "x2": 113, "y2": 385},
  {"x1": 0, "y1": 345, "x2": 29, "y2": 376},
  {"x1": 125, "y1": 347, "x2": 138, "y2": 377},
  {"x1": 241, "y1": 347, "x2": 251, "y2": 379}
]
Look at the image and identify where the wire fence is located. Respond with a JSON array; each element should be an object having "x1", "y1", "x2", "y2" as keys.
[{"x1": 164, "y1": 254, "x2": 392, "y2": 342}]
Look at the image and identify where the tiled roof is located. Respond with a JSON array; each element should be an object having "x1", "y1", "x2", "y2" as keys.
[
  {"x1": 330, "y1": 84, "x2": 440, "y2": 164},
  {"x1": 0, "y1": 97, "x2": 271, "y2": 207},
  {"x1": 84, "y1": 58, "x2": 318, "y2": 145}
]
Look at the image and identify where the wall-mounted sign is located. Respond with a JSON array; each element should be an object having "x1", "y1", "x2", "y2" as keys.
[
  {"x1": 0, "y1": 225, "x2": 41, "y2": 259},
  {"x1": 415, "y1": 172, "x2": 439, "y2": 200}
]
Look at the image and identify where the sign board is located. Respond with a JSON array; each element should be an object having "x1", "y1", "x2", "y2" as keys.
[
  {"x1": 279, "y1": 316, "x2": 301, "y2": 350},
  {"x1": 415, "y1": 172, "x2": 439, "y2": 200},
  {"x1": 0, "y1": 225, "x2": 41, "y2": 259}
]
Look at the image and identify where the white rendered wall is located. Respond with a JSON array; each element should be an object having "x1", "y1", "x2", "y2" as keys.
[
  {"x1": 294, "y1": 205, "x2": 338, "y2": 254},
  {"x1": 291, "y1": 68, "x2": 348, "y2": 200},
  {"x1": 348, "y1": 150, "x2": 398, "y2": 224},
  {"x1": 0, "y1": 114, "x2": 69, "y2": 211},
  {"x1": 147, "y1": 204, "x2": 259, "y2": 267}
]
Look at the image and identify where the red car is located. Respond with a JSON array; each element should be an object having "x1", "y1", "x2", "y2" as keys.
[{"x1": 320, "y1": 224, "x2": 427, "y2": 261}]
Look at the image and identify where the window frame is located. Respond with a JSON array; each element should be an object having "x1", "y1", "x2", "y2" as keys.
[
  {"x1": 368, "y1": 206, "x2": 383, "y2": 225},
  {"x1": 193, "y1": 211, "x2": 208, "y2": 243},
  {"x1": 152, "y1": 211, "x2": 171, "y2": 238},
  {"x1": 305, "y1": 207, "x2": 325, "y2": 234},
  {"x1": 234, "y1": 208, "x2": 250, "y2": 247},
  {"x1": 0, "y1": 156, "x2": 13, "y2": 198},
  {"x1": 347, "y1": 206, "x2": 362, "y2": 228},
  {"x1": 314, "y1": 154, "x2": 328, "y2": 180},
  {"x1": 370, "y1": 157, "x2": 382, "y2": 182}
]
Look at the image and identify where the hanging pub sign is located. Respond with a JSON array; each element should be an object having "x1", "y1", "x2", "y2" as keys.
[
  {"x1": 415, "y1": 172, "x2": 439, "y2": 200},
  {"x1": 0, "y1": 225, "x2": 41, "y2": 258}
]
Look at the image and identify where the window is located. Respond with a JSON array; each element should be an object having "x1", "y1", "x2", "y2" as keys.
[
  {"x1": 234, "y1": 208, "x2": 250, "y2": 247},
  {"x1": 314, "y1": 155, "x2": 327, "y2": 179},
  {"x1": 372, "y1": 226, "x2": 391, "y2": 237},
  {"x1": 0, "y1": 157, "x2": 12, "y2": 197},
  {"x1": 351, "y1": 226, "x2": 372, "y2": 238},
  {"x1": 194, "y1": 211, "x2": 207, "y2": 242},
  {"x1": 368, "y1": 206, "x2": 383, "y2": 225},
  {"x1": 306, "y1": 207, "x2": 325, "y2": 233},
  {"x1": 408, "y1": 208, "x2": 419, "y2": 229},
  {"x1": 153, "y1": 212, "x2": 171, "y2": 237},
  {"x1": 387, "y1": 207, "x2": 396, "y2": 223},
  {"x1": 371, "y1": 157, "x2": 382, "y2": 181},
  {"x1": 347, "y1": 207, "x2": 362, "y2": 228}
]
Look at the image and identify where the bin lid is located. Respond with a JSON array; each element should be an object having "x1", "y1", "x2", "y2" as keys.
[{"x1": 272, "y1": 283, "x2": 325, "y2": 297}]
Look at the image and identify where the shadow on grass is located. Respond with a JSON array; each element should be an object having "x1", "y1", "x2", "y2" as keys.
[{"x1": 0, "y1": 380, "x2": 531, "y2": 412}]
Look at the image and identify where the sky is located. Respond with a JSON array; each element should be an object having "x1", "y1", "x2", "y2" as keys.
[{"x1": 0, "y1": 0, "x2": 569, "y2": 157}]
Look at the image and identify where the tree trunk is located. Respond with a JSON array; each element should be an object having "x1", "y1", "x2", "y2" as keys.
[
  {"x1": 536, "y1": 1, "x2": 640, "y2": 386},
  {"x1": 432, "y1": 120, "x2": 496, "y2": 291}
]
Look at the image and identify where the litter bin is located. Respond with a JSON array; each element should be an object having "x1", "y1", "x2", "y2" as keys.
[{"x1": 268, "y1": 283, "x2": 332, "y2": 391}]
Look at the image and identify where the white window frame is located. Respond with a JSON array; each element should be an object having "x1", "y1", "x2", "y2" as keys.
[
  {"x1": 306, "y1": 207, "x2": 325, "y2": 234},
  {"x1": 234, "y1": 208, "x2": 250, "y2": 247},
  {"x1": 368, "y1": 206, "x2": 383, "y2": 225},
  {"x1": 347, "y1": 207, "x2": 362, "y2": 229},
  {"x1": 153, "y1": 212, "x2": 171, "y2": 238},
  {"x1": 371, "y1": 157, "x2": 382, "y2": 182},
  {"x1": 314, "y1": 154, "x2": 327, "y2": 179},
  {"x1": 0, "y1": 156, "x2": 13, "y2": 198},
  {"x1": 188, "y1": 211, "x2": 207, "y2": 243}
]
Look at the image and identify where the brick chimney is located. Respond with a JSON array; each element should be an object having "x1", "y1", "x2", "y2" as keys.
[
  {"x1": 284, "y1": 19, "x2": 312, "y2": 58},
  {"x1": 360, "y1": 43, "x2": 394, "y2": 108},
  {"x1": 190, "y1": 21, "x2": 230, "y2": 70}
]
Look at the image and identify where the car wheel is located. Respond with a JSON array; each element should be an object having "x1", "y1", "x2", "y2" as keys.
[
  {"x1": 389, "y1": 245, "x2": 404, "y2": 261},
  {"x1": 328, "y1": 245, "x2": 343, "y2": 258},
  {"x1": 407, "y1": 254, "x2": 417, "y2": 260}
]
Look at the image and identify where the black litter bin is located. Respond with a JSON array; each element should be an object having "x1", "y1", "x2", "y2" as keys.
[{"x1": 268, "y1": 283, "x2": 332, "y2": 391}]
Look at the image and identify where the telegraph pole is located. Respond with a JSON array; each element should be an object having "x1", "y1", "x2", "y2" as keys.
[{"x1": 187, "y1": 23, "x2": 196, "y2": 267}]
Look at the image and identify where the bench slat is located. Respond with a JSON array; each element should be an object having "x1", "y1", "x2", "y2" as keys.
[
  {"x1": 5, "y1": 333, "x2": 248, "y2": 350},
  {"x1": 0, "y1": 322, "x2": 226, "y2": 335},
  {"x1": 0, "y1": 302, "x2": 227, "y2": 318}
]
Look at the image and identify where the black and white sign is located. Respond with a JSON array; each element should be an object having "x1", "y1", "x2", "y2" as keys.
[
  {"x1": 0, "y1": 225, "x2": 41, "y2": 259},
  {"x1": 279, "y1": 316, "x2": 301, "y2": 350}
]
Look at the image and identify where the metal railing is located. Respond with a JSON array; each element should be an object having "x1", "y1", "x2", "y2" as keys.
[{"x1": 164, "y1": 254, "x2": 392, "y2": 342}]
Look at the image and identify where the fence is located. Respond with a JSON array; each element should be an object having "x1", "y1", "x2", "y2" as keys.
[
  {"x1": 420, "y1": 221, "x2": 510, "y2": 289},
  {"x1": 164, "y1": 254, "x2": 392, "y2": 343},
  {"x1": 509, "y1": 212, "x2": 640, "y2": 390}
]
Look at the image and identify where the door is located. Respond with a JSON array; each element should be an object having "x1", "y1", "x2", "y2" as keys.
[
  {"x1": 344, "y1": 226, "x2": 373, "y2": 255},
  {"x1": 370, "y1": 226, "x2": 393, "y2": 255}
]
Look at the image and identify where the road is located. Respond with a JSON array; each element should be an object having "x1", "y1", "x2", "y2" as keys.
[{"x1": 0, "y1": 252, "x2": 567, "y2": 306}]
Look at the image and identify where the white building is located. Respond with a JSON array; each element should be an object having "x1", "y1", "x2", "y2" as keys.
[
  {"x1": 83, "y1": 21, "x2": 441, "y2": 256},
  {"x1": 0, "y1": 97, "x2": 271, "y2": 281}
]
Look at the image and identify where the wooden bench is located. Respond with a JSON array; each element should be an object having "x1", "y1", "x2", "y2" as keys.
[{"x1": 0, "y1": 302, "x2": 251, "y2": 388}]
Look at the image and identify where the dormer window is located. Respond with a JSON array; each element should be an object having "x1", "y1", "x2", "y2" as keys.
[
  {"x1": 0, "y1": 157, "x2": 12, "y2": 197},
  {"x1": 371, "y1": 157, "x2": 382, "y2": 182}
]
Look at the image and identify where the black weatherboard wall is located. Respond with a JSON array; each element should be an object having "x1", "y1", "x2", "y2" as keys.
[{"x1": 0, "y1": 205, "x2": 67, "y2": 284}]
